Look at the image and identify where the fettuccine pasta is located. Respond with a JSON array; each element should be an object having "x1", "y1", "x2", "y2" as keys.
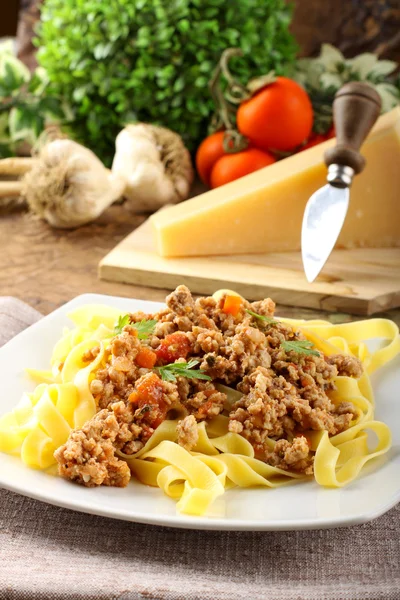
[
  {"x1": 0, "y1": 311, "x2": 117, "y2": 467},
  {"x1": 0, "y1": 288, "x2": 398, "y2": 517}
]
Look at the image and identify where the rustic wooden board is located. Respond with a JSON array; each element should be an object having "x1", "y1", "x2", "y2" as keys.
[{"x1": 99, "y1": 215, "x2": 400, "y2": 316}]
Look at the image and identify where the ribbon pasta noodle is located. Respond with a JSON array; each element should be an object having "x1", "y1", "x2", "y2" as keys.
[
  {"x1": 0, "y1": 302, "x2": 398, "y2": 516},
  {"x1": 0, "y1": 306, "x2": 119, "y2": 468}
]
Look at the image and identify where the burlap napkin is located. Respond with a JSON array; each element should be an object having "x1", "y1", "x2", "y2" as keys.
[{"x1": 0, "y1": 297, "x2": 399, "y2": 600}]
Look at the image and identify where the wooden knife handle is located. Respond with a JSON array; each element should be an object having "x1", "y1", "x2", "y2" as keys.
[{"x1": 324, "y1": 82, "x2": 382, "y2": 174}]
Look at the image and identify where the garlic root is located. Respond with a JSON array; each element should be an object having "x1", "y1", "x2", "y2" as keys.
[
  {"x1": 112, "y1": 123, "x2": 194, "y2": 212},
  {"x1": 0, "y1": 157, "x2": 34, "y2": 176},
  {"x1": 0, "y1": 181, "x2": 23, "y2": 198},
  {"x1": 22, "y1": 139, "x2": 125, "y2": 228}
]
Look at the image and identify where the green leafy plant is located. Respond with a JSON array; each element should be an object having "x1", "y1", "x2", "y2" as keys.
[
  {"x1": 294, "y1": 44, "x2": 400, "y2": 134},
  {"x1": 0, "y1": 40, "x2": 67, "y2": 158},
  {"x1": 37, "y1": 0, "x2": 297, "y2": 164}
]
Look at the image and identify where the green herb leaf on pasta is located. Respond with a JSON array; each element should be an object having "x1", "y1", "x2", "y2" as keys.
[
  {"x1": 114, "y1": 314, "x2": 130, "y2": 335},
  {"x1": 133, "y1": 319, "x2": 157, "y2": 340},
  {"x1": 281, "y1": 340, "x2": 320, "y2": 356},
  {"x1": 246, "y1": 309, "x2": 279, "y2": 325},
  {"x1": 156, "y1": 359, "x2": 211, "y2": 382},
  {"x1": 114, "y1": 316, "x2": 157, "y2": 339}
]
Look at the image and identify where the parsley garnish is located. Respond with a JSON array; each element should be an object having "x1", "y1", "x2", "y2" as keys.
[
  {"x1": 156, "y1": 359, "x2": 211, "y2": 382},
  {"x1": 114, "y1": 314, "x2": 130, "y2": 335},
  {"x1": 114, "y1": 315, "x2": 156, "y2": 340},
  {"x1": 133, "y1": 319, "x2": 157, "y2": 340},
  {"x1": 281, "y1": 340, "x2": 320, "y2": 356},
  {"x1": 246, "y1": 309, "x2": 279, "y2": 325}
]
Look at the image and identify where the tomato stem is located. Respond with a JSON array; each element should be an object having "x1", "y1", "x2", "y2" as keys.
[
  {"x1": 208, "y1": 48, "x2": 249, "y2": 153},
  {"x1": 219, "y1": 48, "x2": 250, "y2": 105},
  {"x1": 209, "y1": 58, "x2": 235, "y2": 131},
  {"x1": 222, "y1": 130, "x2": 248, "y2": 153}
]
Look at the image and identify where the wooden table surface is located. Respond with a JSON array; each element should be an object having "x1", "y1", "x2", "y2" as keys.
[{"x1": 2, "y1": 202, "x2": 400, "y2": 325}]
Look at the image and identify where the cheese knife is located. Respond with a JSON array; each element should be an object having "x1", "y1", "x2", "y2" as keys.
[{"x1": 301, "y1": 82, "x2": 382, "y2": 282}]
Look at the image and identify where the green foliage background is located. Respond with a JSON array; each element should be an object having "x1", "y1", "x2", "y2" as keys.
[
  {"x1": 37, "y1": 0, "x2": 297, "y2": 164},
  {"x1": 0, "y1": 41, "x2": 66, "y2": 158}
]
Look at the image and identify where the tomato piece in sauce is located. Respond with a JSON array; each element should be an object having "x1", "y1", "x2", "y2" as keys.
[
  {"x1": 155, "y1": 332, "x2": 191, "y2": 364},
  {"x1": 129, "y1": 373, "x2": 168, "y2": 430}
]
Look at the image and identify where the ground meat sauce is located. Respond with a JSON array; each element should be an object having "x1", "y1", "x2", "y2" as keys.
[{"x1": 55, "y1": 285, "x2": 362, "y2": 488}]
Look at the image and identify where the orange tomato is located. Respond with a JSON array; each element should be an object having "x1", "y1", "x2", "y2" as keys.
[
  {"x1": 237, "y1": 77, "x2": 313, "y2": 152},
  {"x1": 222, "y1": 295, "x2": 242, "y2": 316},
  {"x1": 195, "y1": 131, "x2": 226, "y2": 185},
  {"x1": 210, "y1": 147, "x2": 275, "y2": 188}
]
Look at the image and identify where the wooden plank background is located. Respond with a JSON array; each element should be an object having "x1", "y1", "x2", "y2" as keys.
[{"x1": 0, "y1": 1, "x2": 19, "y2": 37}]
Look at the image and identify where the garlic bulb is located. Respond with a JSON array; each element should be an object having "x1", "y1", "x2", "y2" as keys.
[
  {"x1": 111, "y1": 123, "x2": 194, "y2": 212},
  {"x1": 22, "y1": 139, "x2": 125, "y2": 228}
]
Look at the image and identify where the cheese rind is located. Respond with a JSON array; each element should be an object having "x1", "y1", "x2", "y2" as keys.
[{"x1": 152, "y1": 108, "x2": 400, "y2": 257}]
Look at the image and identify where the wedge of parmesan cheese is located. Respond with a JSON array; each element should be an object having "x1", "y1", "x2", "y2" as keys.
[{"x1": 151, "y1": 108, "x2": 400, "y2": 257}]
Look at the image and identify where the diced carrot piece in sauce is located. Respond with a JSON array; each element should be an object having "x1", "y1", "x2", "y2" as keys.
[
  {"x1": 222, "y1": 295, "x2": 242, "y2": 316},
  {"x1": 136, "y1": 347, "x2": 157, "y2": 369},
  {"x1": 155, "y1": 332, "x2": 191, "y2": 364}
]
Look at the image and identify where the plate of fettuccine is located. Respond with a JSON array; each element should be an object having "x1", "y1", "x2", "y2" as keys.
[{"x1": 0, "y1": 286, "x2": 399, "y2": 530}]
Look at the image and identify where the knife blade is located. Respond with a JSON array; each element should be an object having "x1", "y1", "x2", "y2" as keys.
[{"x1": 301, "y1": 82, "x2": 382, "y2": 282}]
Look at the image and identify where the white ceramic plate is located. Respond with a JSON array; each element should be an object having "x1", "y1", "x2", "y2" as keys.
[{"x1": 0, "y1": 294, "x2": 399, "y2": 531}]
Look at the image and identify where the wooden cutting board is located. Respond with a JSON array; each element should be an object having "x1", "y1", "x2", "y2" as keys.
[{"x1": 99, "y1": 214, "x2": 400, "y2": 316}]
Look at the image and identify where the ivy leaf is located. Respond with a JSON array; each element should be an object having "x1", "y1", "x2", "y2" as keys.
[
  {"x1": 28, "y1": 67, "x2": 49, "y2": 95},
  {"x1": 318, "y1": 44, "x2": 345, "y2": 70},
  {"x1": 348, "y1": 53, "x2": 377, "y2": 79},
  {"x1": 368, "y1": 60, "x2": 397, "y2": 79},
  {"x1": 8, "y1": 106, "x2": 43, "y2": 145},
  {"x1": 374, "y1": 83, "x2": 399, "y2": 113},
  {"x1": 0, "y1": 55, "x2": 30, "y2": 94},
  {"x1": 320, "y1": 72, "x2": 343, "y2": 91},
  {"x1": 281, "y1": 340, "x2": 320, "y2": 357}
]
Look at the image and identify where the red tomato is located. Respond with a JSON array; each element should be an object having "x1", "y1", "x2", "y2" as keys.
[
  {"x1": 155, "y1": 332, "x2": 191, "y2": 364},
  {"x1": 195, "y1": 131, "x2": 226, "y2": 186},
  {"x1": 210, "y1": 147, "x2": 275, "y2": 188},
  {"x1": 299, "y1": 133, "x2": 327, "y2": 152},
  {"x1": 326, "y1": 125, "x2": 335, "y2": 139},
  {"x1": 299, "y1": 126, "x2": 336, "y2": 152},
  {"x1": 237, "y1": 77, "x2": 313, "y2": 152}
]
